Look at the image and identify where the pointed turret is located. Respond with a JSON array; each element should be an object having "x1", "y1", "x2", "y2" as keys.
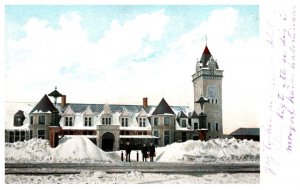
[
  {"x1": 152, "y1": 98, "x2": 175, "y2": 115},
  {"x1": 199, "y1": 45, "x2": 212, "y2": 68},
  {"x1": 30, "y1": 94, "x2": 58, "y2": 114}
]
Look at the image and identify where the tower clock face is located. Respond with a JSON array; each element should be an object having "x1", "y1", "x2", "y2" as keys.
[{"x1": 208, "y1": 85, "x2": 218, "y2": 98}]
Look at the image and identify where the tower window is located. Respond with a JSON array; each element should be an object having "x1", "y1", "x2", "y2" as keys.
[
  {"x1": 154, "y1": 117, "x2": 159, "y2": 126},
  {"x1": 30, "y1": 115, "x2": 33, "y2": 125},
  {"x1": 208, "y1": 122, "x2": 211, "y2": 130},
  {"x1": 215, "y1": 99, "x2": 218, "y2": 104},
  {"x1": 211, "y1": 99, "x2": 214, "y2": 104},
  {"x1": 216, "y1": 123, "x2": 219, "y2": 131},
  {"x1": 38, "y1": 115, "x2": 46, "y2": 125},
  {"x1": 164, "y1": 117, "x2": 170, "y2": 126}
]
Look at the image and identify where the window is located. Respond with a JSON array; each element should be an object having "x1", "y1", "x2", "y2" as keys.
[
  {"x1": 154, "y1": 131, "x2": 159, "y2": 145},
  {"x1": 125, "y1": 131, "x2": 129, "y2": 135},
  {"x1": 83, "y1": 131, "x2": 88, "y2": 135},
  {"x1": 38, "y1": 115, "x2": 45, "y2": 125},
  {"x1": 208, "y1": 122, "x2": 211, "y2": 130},
  {"x1": 30, "y1": 116, "x2": 33, "y2": 125},
  {"x1": 182, "y1": 119, "x2": 187, "y2": 128},
  {"x1": 88, "y1": 131, "x2": 94, "y2": 135},
  {"x1": 9, "y1": 131, "x2": 14, "y2": 143},
  {"x1": 21, "y1": 131, "x2": 26, "y2": 141},
  {"x1": 143, "y1": 131, "x2": 147, "y2": 135},
  {"x1": 15, "y1": 131, "x2": 20, "y2": 142},
  {"x1": 138, "y1": 131, "x2": 142, "y2": 135},
  {"x1": 164, "y1": 131, "x2": 170, "y2": 146},
  {"x1": 120, "y1": 131, "x2": 124, "y2": 135},
  {"x1": 215, "y1": 99, "x2": 218, "y2": 104},
  {"x1": 139, "y1": 118, "x2": 146, "y2": 127},
  {"x1": 121, "y1": 118, "x2": 128, "y2": 127},
  {"x1": 102, "y1": 117, "x2": 111, "y2": 125},
  {"x1": 65, "y1": 116, "x2": 73, "y2": 126},
  {"x1": 216, "y1": 123, "x2": 219, "y2": 131},
  {"x1": 84, "y1": 117, "x2": 92, "y2": 126},
  {"x1": 29, "y1": 130, "x2": 33, "y2": 139},
  {"x1": 38, "y1": 130, "x2": 45, "y2": 139},
  {"x1": 194, "y1": 122, "x2": 198, "y2": 130},
  {"x1": 208, "y1": 99, "x2": 210, "y2": 103},
  {"x1": 154, "y1": 117, "x2": 159, "y2": 126},
  {"x1": 211, "y1": 99, "x2": 214, "y2": 104},
  {"x1": 164, "y1": 117, "x2": 170, "y2": 126}
]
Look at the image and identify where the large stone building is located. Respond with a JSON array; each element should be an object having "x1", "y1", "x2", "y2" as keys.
[{"x1": 5, "y1": 44, "x2": 224, "y2": 150}]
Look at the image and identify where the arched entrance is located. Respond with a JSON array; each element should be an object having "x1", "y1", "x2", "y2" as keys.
[{"x1": 102, "y1": 132, "x2": 115, "y2": 151}]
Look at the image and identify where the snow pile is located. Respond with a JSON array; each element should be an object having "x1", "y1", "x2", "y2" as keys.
[
  {"x1": 5, "y1": 138, "x2": 52, "y2": 162},
  {"x1": 5, "y1": 136, "x2": 114, "y2": 163},
  {"x1": 51, "y1": 136, "x2": 114, "y2": 163},
  {"x1": 155, "y1": 138, "x2": 259, "y2": 163}
]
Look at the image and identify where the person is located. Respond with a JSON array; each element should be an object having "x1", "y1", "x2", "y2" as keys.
[
  {"x1": 141, "y1": 143, "x2": 148, "y2": 162},
  {"x1": 149, "y1": 142, "x2": 156, "y2": 162},
  {"x1": 125, "y1": 141, "x2": 131, "y2": 162}
]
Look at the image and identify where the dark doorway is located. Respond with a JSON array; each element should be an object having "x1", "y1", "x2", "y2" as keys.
[
  {"x1": 102, "y1": 132, "x2": 115, "y2": 151},
  {"x1": 182, "y1": 132, "x2": 187, "y2": 142},
  {"x1": 54, "y1": 133, "x2": 59, "y2": 147}
]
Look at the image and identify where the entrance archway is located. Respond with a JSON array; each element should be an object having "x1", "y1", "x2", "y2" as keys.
[{"x1": 102, "y1": 132, "x2": 115, "y2": 151}]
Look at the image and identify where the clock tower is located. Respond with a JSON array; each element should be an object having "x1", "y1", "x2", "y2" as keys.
[{"x1": 192, "y1": 44, "x2": 224, "y2": 139}]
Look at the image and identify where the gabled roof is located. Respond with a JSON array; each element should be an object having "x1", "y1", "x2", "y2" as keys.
[
  {"x1": 230, "y1": 128, "x2": 260, "y2": 136},
  {"x1": 137, "y1": 107, "x2": 148, "y2": 117},
  {"x1": 62, "y1": 106, "x2": 75, "y2": 116},
  {"x1": 190, "y1": 111, "x2": 198, "y2": 119},
  {"x1": 83, "y1": 106, "x2": 94, "y2": 116},
  {"x1": 200, "y1": 45, "x2": 212, "y2": 68},
  {"x1": 177, "y1": 111, "x2": 188, "y2": 119},
  {"x1": 30, "y1": 95, "x2": 58, "y2": 114},
  {"x1": 152, "y1": 98, "x2": 175, "y2": 115}
]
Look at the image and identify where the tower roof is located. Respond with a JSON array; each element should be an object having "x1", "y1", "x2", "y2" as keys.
[
  {"x1": 48, "y1": 87, "x2": 63, "y2": 98},
  {"x1": 30, "y1": 94, "x2": 59, "y2": 113},
  {"x1": 152, "y1": 98, "x2": 175, "y2": 115},
  {"x1": 199, "y1": 45, "x2": 212, "y2": 68}
]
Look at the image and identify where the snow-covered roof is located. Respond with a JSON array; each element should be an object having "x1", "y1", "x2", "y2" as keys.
[{"x1": 120, "y1": 126, "x2": 151, "y2": 131}]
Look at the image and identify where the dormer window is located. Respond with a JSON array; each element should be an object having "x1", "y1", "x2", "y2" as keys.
[
  {"x1": 121, "y1": 117, "x2": 128, "y2": 127},
  {"x1": 139, "y1": 117, "x2": 146, "y2": 127},
  {"x1": 30, "y1": 115, "x2": 33, "y2": 125},
  {"x1": 65, "y1": 116, "x2": 73, "y2": 126},
  {"x1": 181, "y1": 119, "x2": 187, "y2": 128},
  {"x1": 84, "y1": 116, "x2": 92, "y2": 126},
  {"x1": 102, "y1": 117, "x2": 111, "y2": 125}
]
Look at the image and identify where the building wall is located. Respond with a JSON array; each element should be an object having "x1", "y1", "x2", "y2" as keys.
[
  {"x1": 193, "y1": 69, "x2": 223, "y2": 139},
  {"x1": 97, "y1": 125, "x2": 120, "y2": 151}
]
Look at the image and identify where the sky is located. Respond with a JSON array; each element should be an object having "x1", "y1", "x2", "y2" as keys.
[{"x1": 5, "y1": 5, "x2": 261, "y2": 134}]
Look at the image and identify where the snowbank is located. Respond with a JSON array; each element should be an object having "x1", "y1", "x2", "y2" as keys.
[
  {"x1": 155, "y1": 138, "x2": 259, "y2": 163},
  {"x1": 5, "y1": 136, "x2": 114, "y2": 163},
  {"x1": 51, "y1": 136, "x2": 114, "y2": 163}
]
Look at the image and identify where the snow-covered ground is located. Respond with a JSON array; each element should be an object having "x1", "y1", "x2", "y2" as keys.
[
  {"x1": 5, "y1": 136, "x2": 259, "y2": 183},
  {"x1": 5, "y1": 171, "x2": 259, "y2": 184},
  {"x1": 5, "y1": 136, "x2": 114, "y2": 163},
  {"x1": 5, "y1": 136, "x2": 259, "y2": 164}
]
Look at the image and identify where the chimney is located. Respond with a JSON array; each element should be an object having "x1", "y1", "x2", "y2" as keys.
[
  {"x1": 61, "y1": 95, "x2": 66, "y2": 107},
  {"x1": 143, "y1": 97, "x2": 148, "y2": 109}
]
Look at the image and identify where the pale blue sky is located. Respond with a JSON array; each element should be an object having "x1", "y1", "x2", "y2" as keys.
[{"x1": 5, "y1": 5, "x2": 260, "y2": 133}]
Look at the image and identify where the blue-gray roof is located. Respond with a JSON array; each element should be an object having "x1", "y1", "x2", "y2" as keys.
[{"x1": 230, "y1": 128, "x2": 260, "y2": 136}]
